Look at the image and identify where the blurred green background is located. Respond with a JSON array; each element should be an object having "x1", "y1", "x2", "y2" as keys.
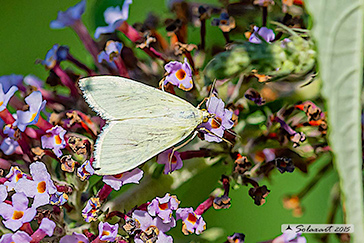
[{"x1": 0, "y1": 0, "x2": 342, "y2": 242}]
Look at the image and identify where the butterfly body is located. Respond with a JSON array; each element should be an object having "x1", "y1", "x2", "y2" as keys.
[{"x1": 79, "y1": 76, "x2": 207, "y2": 175}]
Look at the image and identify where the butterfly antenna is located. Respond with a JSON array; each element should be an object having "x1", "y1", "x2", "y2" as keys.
[
  {"x1": 226, "y1": 128, "x2": 240, "y2": 139},
  {"x1": 209, "y1": 79, "x2": 217, "y2": 99},
  {"x1": 168, "y1": 131, "x2": 199, "y2": 172}
]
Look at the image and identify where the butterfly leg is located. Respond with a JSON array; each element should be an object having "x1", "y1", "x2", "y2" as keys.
[
  {"x1": 168, "y1": 131, "x2": 199, "y2": 172},
  {"x1": 198, "y1": 127, "x2": 233, "y2": 146},
  {"x1": 197, "y1": 79, "x2": 218, "y2": 109},
  {"x1": 159, "y1": 75, "x2": 168, "y2": 92},
  {"x1": 197, "y1": 97, "x2": 209, "y2": 109}
]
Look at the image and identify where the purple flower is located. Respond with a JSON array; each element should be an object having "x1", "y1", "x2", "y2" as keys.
[
  {"x1": 227, "y1": 233, "x2": 245, "y2": 243},
  {"x1": 41, "y1": 125, "x2": 67, "y2": 157},
  {"x1": 202, "y1": 96, "x2": 234, "y2": 143},
  {"x1": 0, "y1": 83, "x2": 18, "y2": 112},
  {"x1": 50, "y1": 0, "x2": 86, "y2": 29},
  {"x1": 281, "y1": 38, "x2": 292, "y2": 48},
  {"x1": 253, "y1": 0, "x2": 275, "y2": 6},
  {"x1": 0, "y1": 185, "x2": 7, "y2": 202},
  {"x1": 15, "y1": 162, "x2": 56, "y2": 208},
  {"x1": 94, "y1": 0, "x2": 133, "y2": 39},
  {"x1": 176, "y1": 207, "x2": 206, "y2": 235},
  {"x1": 0, "y1": 193, "x2": 37, "y2": 231},
  {"x1": 82, "y1": 197, "x2": 101, "y2": 222},
  {"x1": 24, "y1": 75, "x2": 44, "y2": 88},
  {"x1": 50, "y1": 191, "x2": 68, "y2": 206},
  {"x1": 132, "y1": 210, "x2": 174, "y2": 243},
  {"x1": 1, "y1": 124, "x2": 19, "y2": 155},
  {"x1": 3, "y1": 124, "x2": 16, "y2": 138},
  {"x1": 60, "y1": 232, "x2": 89, "y2": 243},
  {"x1": 77, "y1": 160, "x2": 95, "y2": 181},
  {"x1": 102, "y1": 168, "x2": 143, "y2": 190},
  {"x1": 0, "y1": 75, "x2": 23, "y2": 93},
  {"x1": 4, "y1": 166, "x2": 27, "y2": 191},
  {"x1": 34, "y1": 217, "x2": 56, "y2": 238},
  {"x1": 249, "y1": 26, "x2": 275, "y2": 44},
  {"x1": 98, "y1": 40, "x2": 123, "y2": 63},
  {"x1": 244, "y1": 88, "x2": 265, "y2": 106},
  {"x1": 275, "y1": 117, "x2": 306, "y2": 147},
  {"x1": 272, "y1": 230, "x2": 306, "y2": 243},
  {"x1": 211, "y1": 12, "x2": 236, "y2": 32},
  {"x1": 0, "y1": 137, "x2": 19, "y2": 156},
  {"x1": 156, "y1": 149, "x2": 183, "y2": 174},
  {"x1": 164, "y1": 58, "x2": 193, "y2": 91},
  {"x1": 148, "y1": 193, "x2": 180, "y2": 223},
  {"x1": 98, "y1": 222, "x2": 119, "y2": 241},
  {"x1": 41, "y1": 44, "x2": 69, "y2": 69},
  {"x1": 13, "y1": 91, "x2": 46, "y2": 132},
  {"x1": 0, "y1": 231, "x2": 32, "y2": 243}
]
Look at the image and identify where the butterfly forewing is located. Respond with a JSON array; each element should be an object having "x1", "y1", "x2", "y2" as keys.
[
  {"x1": 79, "y1": 76, "x2": 204, "y2": 175},
  {"x1": 79, "y1": 76, "x2": 199, "y2": 120}
]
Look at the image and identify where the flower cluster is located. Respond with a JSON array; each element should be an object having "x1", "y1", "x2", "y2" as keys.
[
  {"x1": 120, "y1": 193, "x2": 207, "y2": 242},
  {"x1": 0, "y1": 0, "x2": 331, "y2": 242},
  {"x1": 0, "y1": 163, "x2": 57, "y2": 242}
]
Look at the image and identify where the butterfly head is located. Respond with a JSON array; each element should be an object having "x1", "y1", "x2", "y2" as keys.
[{"x1": 201, "y1": 109, "x2": 213, "y2": 123}]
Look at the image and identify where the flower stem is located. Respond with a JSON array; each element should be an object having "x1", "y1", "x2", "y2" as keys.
[
  {"x1": 98, "y1": 184, "x2": 113, "y2": 201},
  {"x1": 67, "y1": 53, "x2": 96, "y2": 76},
  {"x1": 0, "y1": 109, "x2": 15, "y2": 124},
  {"x1": 200, "y1": 19, "x2": 206, "y2": 50},
  {"x1": 262, "y1": 7, "x2": 268, "y2": 26},
  {"x1": 53, "y1": 65, "x2": 79, "y2": 97},
  {"x1": 72, "y1": 20, "x2": 108, "y2": 73},
  {"x1": 195, "y1": 196, "x2": 214, "y2": 215},
  {"x1": 114, "y1": 57, "x2": 130, "y2": 78},
  {"x1": 30, "y1": 229, "x2": 47, "y2": 243},
  {"x1": 20, "y1": 222, "x2": 34, "y2": 235},
  {"x1": 117, "y1": 22, "x2": 142, "y2": 42},
  {"x1": 297, "y1": 160, "x2": 332, "y2": 199}
]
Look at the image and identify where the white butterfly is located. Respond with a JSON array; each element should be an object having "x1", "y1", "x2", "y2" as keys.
[{"x1": 79, "y1": 76, "x2": 211, "y2": 175}]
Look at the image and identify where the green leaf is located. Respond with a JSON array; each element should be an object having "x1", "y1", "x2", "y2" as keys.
[{"x1": 304, "y1": 0, "x2": 364, "y2": 241}]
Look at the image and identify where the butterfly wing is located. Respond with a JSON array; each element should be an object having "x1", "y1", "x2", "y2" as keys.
[
  {"x1": 79, "y1": 76, "x2": 199, "y2": 120},
  {"x1": 79, "y1": 76, "x2": 203, "y2": 175}
]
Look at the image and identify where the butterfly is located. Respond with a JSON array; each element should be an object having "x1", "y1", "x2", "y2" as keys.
[{"x1": 79, "y1": 76, "x2": 214, "y2": 175}]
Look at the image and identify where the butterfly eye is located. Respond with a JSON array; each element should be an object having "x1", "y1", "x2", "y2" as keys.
[{"x1": 201, "y1": 109, "x2": 209, "y2": 123}]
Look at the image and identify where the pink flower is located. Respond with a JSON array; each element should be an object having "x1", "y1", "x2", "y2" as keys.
[
  {"x1": 164, "y1": 58, "x2": 193, "y2": 91},
  {"x1": 0, "y1": 83, "x2": 18, "y2": 112},
  {"x1": 249, "y1": 26, "x2": 275, "y2": 44},
  {"x1": 176, "y1": 207, "x2": 206, "y2": 235},
  {"x1": 147, "y1": 193, "x2": 180, "y2": 223},
  {"x1": 77, "y1": 160, "x2": 95, "y2": 181},
  {"x1": 102, "y1": 168, "x2": 143, "y2": 190},
  {"x1": 272, "y1": 230, "x2": 306, "y2": 243},
  {"x1": 156, "y1": 149, "x2": 183, "y2": 174},
  {"x1": 15, "y1": 162, "x2": 56, "y2": 208},
  {"x1": 0, "y1": 193, "x2": 37, "y2": 231},
  {"x1": 98, "y1": 222, "x2": 119, "y2": 241},
  {"x1": 60, "y1": 233, "x2": 89, "y2": 243},
  {"x1": 132, "y1": 210, "x2": 174, "y2": 243},
  {"x1": 82, "y1": 197, "x2": 101, "y2": 222},
  {"x1": 41, "y1": 125, "x2": 67, "y2": 157},
  {"x1": 94, "y1": 0, "x2": 133, "y2": 38},
  {"x1": 4, "y1": 166, "x2": 28, "y2": 191},
  {"x1": 201, "y1": 96, "x2": 234, "y2": 142},
  {"x1": 13, "y1": 91, "x2": 46, "y2": 132},
  {"x1": 0, "y1": 231, "x2": 32, "y2": 243}
]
